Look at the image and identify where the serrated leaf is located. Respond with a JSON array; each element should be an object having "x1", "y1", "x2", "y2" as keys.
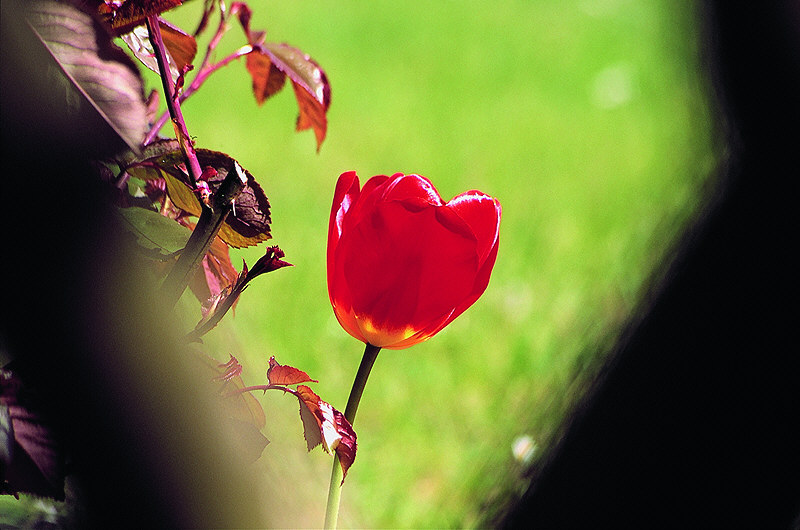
[
  {"x1": 247, "y1": 43, "x2": 331, "y2": 151},
  {"x1": 294, "y1": 385, "x2": 357, "y2": 483},
  {"x1": 116, "y1": 206, "x2": 191, "y2": 257},
  {"x1": 238, "y1": 30, "x2": 330, "y2": 152},
  {"x1": 245, "y1": 51, "x2": 287, "y2": 104},
  {"x1": 298, "y1": 397, "x2": 322, "y2": 451},
  {"x1": 266, "y1": 356, "x2": 318, "y2": 386},
  {"x1": 264, "y1": 42, "x2": 331, "y2": 151},
  {"x1": 127, "y1": 145, "x2": 271, "y2": 248},
  {"x1": 235, "y1": 5, "x2": 330, "y2": 150}
]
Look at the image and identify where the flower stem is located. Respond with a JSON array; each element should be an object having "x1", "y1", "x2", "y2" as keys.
[{"x1": 324, "y1": 343, "x2": 381, "y2": 529}]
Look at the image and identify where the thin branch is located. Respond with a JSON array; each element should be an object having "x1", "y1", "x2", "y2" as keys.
[
  {"x1": 144, "y1": 44, "x2": 254, "y2": 145},
  {"x1": 229, "y1": 384, "x2": 295, "y2": 397},
  {"x1": 145, "y1": 15, "x2": 204, "y2": 191},
  {"x1": 160, "y1": 162, "x2": 247, "y2": 308},
  {"x1": 144, "y1": 14, "x2": 248, "y2": 308}
]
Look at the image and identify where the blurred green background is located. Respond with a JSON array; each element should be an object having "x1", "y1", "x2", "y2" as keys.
[
  {"x1": 41, "y1": 1, "x2": 710, "y2": 528},
  {"x1": 156, "y1": 1, "x2": 718, "y2": 527}
]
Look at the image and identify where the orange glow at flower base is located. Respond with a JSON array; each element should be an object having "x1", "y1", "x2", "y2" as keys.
[
  {"x1": 327, "y1": 171, "x2": 501, "y2": 349},
  {"x1": 324, "y1": 171, "x2": 500, "y2": 528}
]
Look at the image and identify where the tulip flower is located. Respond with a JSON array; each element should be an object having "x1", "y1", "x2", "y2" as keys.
[
  {"x1": 323, "y1": 170, "x2": 500, "y2": 529},
  {"x1": 327, "y1": 171, "x2": 501, "y2": 350}
]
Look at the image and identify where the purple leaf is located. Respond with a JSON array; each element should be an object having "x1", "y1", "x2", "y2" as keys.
[{"x1": 24, "y1": 1, "x2": 149, "y2": 154}]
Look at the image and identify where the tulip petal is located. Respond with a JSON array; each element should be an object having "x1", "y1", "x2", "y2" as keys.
[
  {"x1": 328, "y1": 171, "x2": 361, "y2": 293},
  {"x1": 381, "y1": 173, "x2": 442, "y2": 210},
  {"x1": 340, "y1": 201, "x2": 477, "y2": 347},
  {"x1": 327, "y1": 171, "x2": 500, "y2": 349},
  {"x1": 329, "y1": 171, "x2": 360, "y2": 247},
  {"x1": 446, "y1": 192, "x2": 502, "y2": 265}
]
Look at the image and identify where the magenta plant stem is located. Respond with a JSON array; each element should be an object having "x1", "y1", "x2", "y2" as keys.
[
  {"x1": 145, "y1": 15, "x2": 203, "y2": 189},
  {"x1": 324, "y1": 343, "x2": 381, "y2": 529},
  {"x1": 143, "y1": 45, "x2": 253, "y2": 145},
  {"x1": 145, "y1": 15, "x2": 247, "y2": 308}
]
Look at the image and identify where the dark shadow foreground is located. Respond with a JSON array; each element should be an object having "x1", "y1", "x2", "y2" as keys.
[{"x1": 500, "y1": 2, "x2": 800, "y2": 528}]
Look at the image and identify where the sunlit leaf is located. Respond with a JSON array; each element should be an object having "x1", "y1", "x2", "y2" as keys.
[
  {"x1": 234, "y1": 4, "x2": 330, "y2": 150},
  {"x1": 239, "y1": 20, "x2": 331, "y2": 152},
  {"x1": 245, "y1": 51, "x2": 287, "y2": 104},
  {"x1": 121, "y1": 19, "x2": 197, "y2": 83},
  {"x1": 266, "y1": 356, "x2": 318, "y2": 386},
  {"x1": 264, "y1": 42, "x2": 331, "y2": 151},
  {"x1": 297, "y1": 396, "x2": 322, "y2": 451},
  {"x1": 294, "y1": 385, "x2": 356, "y2": 482}
]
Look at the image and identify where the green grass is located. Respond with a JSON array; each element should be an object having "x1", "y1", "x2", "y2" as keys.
[
  {"x1": 154, "y1": 1, "x2": 718, "y2": 527},
  {"x1": 1, "y1": 1, "x2": 717, "y2": 528}
]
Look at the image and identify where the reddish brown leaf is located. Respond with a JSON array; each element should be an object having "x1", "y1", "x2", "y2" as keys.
[
  {"x1": 241, "y1": 41, "x2": 331, "y2": 151},
  {"x1": 244, "y1": 246, "x2": 292, "y2": 280},
  {"x1": 266, "y1": 356, "x2": 318, "y2": 386},
  {"x1": 245, "y1": 51, "x2": 287, "y2": 104},
  {"x1": 291, "y1": 77, "x2": 329, "y2": 151},
  {"x1": 95, "y1": 0, "x2": 183, "y2": 34},
  {"x1": 233, "y1": 6, "x2": 331, "y2": 150},
  {"x1": 160, "y1": 19, "x2": 197, "y2": 72},
  {"x1": 263, "y1": 42, "x2": 331, "y2": 151},
  {"x1": 294, "y1": 385, "x2": 357, "y2": 483},
  {"x1": 331, "y1": 407, "x2": 357, "y2": 484},
  {"x1": 186, "y1": 247, "x2": 292, "y2": 342}
]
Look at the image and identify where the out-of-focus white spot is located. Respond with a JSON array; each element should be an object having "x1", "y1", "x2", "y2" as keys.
[
  {"x1": 502, "y1": 282, "x2": 533, "y2": 324},
  {"x1": 512, "y1": 434, "x2": 537, "y2": 465},
  {"x1": 591, "y1": 63, "x2": 635, "y2": 109}
]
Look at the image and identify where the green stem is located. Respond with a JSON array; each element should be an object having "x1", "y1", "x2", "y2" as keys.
[{"x1": 324, "y1": 343, "x2": 381, "y2": 529}]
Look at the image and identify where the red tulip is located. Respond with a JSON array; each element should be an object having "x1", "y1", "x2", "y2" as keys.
[{"x1": 327, "y1": 171, "x2": 501, "y2": 349}]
